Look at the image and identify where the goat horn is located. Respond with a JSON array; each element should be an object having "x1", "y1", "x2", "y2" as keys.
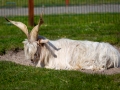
[
  {"x1": 30, "y1": 12, "x2": 44, "y2": 42},
  {"x1": 4, "y1": 17, "x2": 29, "y2": 38},
  {"x1": 38, "y1": 11, "x2": 44, "y2": 30}
]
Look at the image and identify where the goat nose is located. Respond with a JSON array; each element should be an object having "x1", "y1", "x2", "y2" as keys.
[{"x1": 31, "y1": 59, "x2": 33, "y2": 62}]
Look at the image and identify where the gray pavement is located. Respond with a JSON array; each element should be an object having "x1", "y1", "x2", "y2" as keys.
[{"x1": 0, "y1": 4, "x2": 120, "y2": 16}]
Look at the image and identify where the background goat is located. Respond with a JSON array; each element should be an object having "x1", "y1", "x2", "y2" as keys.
[{"x1": 5, "y1": 14, "x2": 120, "y2": 71}]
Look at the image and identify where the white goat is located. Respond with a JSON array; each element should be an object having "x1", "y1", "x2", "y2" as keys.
[{"x1": 5, "y1": 15, "x2": 120, "y2": 71}]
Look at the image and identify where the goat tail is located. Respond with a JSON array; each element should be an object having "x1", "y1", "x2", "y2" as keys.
[{"x1": 113, "y1": 48, "x2": 120, "y2": 68}]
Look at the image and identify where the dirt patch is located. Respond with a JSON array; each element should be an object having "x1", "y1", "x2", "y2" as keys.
[
  {"x1": 0, "y1": 50, "x2": 33, "y2": 66},
  {"x1": 0, "y1": 49, "x2": 120, "y2": 75}
]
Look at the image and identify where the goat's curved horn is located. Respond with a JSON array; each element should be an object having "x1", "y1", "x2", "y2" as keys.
[
  {"x1": 30, "y1": 12, "x2": 44, "y2": 42},
  {"x1": 5, "y1": 17, "x2": 29, "y2": 38}
]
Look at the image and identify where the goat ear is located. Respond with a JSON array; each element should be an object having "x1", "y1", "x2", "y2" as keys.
[
  {"x1": 37, "y1": 39, "x2": 49, "y2": 44},
  {"x1": 30, "y1": 12, "x2": 44, "y2": 42},
  {"x1": 4, "y1": 17, "x2": 29, "y2": 38}
]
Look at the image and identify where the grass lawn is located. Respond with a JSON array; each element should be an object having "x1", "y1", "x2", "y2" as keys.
[
  {"x1": 0, "y1": 61, "x2": 120, "y2": 90},
  {"x1": 0, "y1": 13, "x2": 120, "y2": 89},
  {"x1": 1, "y1": 0, "x2": 120, "y2": 7}
]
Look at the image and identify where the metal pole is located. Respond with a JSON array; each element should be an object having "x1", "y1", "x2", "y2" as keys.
[
  {"x1": 28, "y1": 0, "x2": 34, "y2": 26},
  {"x1": 65, "y1": 0, "x2": 69, "y2": 6}
]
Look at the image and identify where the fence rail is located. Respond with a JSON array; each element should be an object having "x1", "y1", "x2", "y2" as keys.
[{"x1": 0, "y1": 4, "x2": 120, "y2": 16}]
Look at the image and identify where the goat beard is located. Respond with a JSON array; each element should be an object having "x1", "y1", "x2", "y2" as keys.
[{"x1": 32, "y1": 45, "x2": 42, "y2": 64}]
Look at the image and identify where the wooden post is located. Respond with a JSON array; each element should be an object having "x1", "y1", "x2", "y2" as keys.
[
  {"x1": 28, "y1": 0, "x2": 34, "y2": 26},
  {"x1": 65, "y1": 0, "x2": 69, "y2": 6}
]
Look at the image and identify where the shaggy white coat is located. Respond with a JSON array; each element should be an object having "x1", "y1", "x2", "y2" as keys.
[{"x1": 23, "y1": 38, "x2": 120, "y2": 71}]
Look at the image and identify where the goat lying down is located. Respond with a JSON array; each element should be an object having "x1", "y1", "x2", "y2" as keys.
[{"x1": 5, "y1": 15, "x2": 120, "y2": 71}]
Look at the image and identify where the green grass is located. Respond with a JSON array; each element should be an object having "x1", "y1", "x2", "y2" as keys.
[
  {"x1": 0, "y1": 13, "x2": 120, "y2": 54},
  {"x1": 0, "y1": 61, "x2": 120, "y2": 90},
  {"x1": 0, "y1": 0, "x2": 120, "y2": 7}
]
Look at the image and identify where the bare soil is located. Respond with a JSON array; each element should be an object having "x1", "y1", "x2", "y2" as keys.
[{"x1": 0, "y1": 49, "x2": 120, "y2": 75}]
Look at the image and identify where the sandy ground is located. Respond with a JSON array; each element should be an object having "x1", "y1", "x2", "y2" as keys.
[{"x1": 0, "y1": 49, "x2": 120, "y2": 75}]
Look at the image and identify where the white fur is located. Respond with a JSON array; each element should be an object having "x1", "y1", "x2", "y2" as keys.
[
  {"x1": 23, "y1": 38, "x2": 120, "y2": 71},
  {"x1": 23, "y1": 39, "x2": 37, "y2": 60}
]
